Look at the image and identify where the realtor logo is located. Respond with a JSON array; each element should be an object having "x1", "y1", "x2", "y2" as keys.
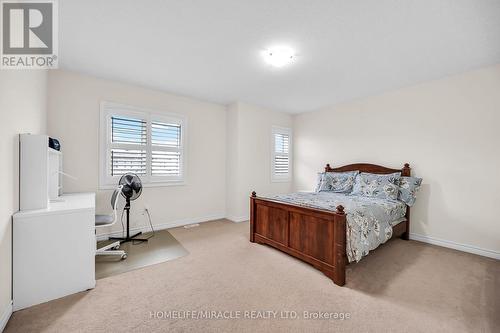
[{"x1": 1, "y1": 0, "x2": 58, "y2": 69}]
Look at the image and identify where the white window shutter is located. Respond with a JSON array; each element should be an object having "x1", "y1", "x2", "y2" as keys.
[
  {"x1": 151, "y1": 121, "x2": 182, "y2": 177},
  {"x1": 110, "y1": 149, "x2": 147, "y2": 176},
  {"x1": 272, "y1": 126, "x2": 292, "y2": 181},
  {"x1": 110, "y1": 116, "x2": 147, "y2": 176}
]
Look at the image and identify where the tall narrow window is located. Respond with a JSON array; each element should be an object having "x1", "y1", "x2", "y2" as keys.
[
  {"x1": 100, "y1": 102, "x2": 186, "y2": 188},
  {"x1": 272, "y1": 126, "x2": 292, "y2": 181}
]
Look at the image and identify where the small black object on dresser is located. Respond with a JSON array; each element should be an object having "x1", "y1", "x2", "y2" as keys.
[{"x1": 48, "y1": 137, "x2": 60, "y2": 151}]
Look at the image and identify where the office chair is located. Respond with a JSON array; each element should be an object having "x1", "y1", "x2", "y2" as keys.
[{"x1": 95, "y1": 185, "x2": 127, "y2": 259}]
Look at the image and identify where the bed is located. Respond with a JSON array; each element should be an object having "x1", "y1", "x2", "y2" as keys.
[{"x1": 249, "y1": 163, "x2": 412, "y2": 286}]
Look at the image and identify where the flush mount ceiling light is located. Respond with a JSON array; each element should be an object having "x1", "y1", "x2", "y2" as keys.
[{"x1": 263, "y1": 46, "x2": 295, "y2": 68}]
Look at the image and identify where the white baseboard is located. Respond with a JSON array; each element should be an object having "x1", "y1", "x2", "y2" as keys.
[
  {"x1": 96, "y1": 213, "x2": 225, "y2": 241},
  {"x1": 0, "y1": 301, "x2": 12, "y2": 333},
  {"x1": 410, "y1": 233, "x2": 500, "y2": 260},
  {"x1": 226, "y1": 215, "x2": 249, "y2": 223}
]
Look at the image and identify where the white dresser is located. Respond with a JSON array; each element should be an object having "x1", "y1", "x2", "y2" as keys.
[{"x1": 12, "y1": 193, "x2": 96, "y2": 311}]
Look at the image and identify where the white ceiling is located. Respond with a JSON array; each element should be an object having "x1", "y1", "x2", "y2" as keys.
[{"x1": 59, "y1": 0, "x2": 500, "y2": 113}]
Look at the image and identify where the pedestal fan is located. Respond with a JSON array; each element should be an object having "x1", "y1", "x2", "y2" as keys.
[{"x1": 109, "y1": 173, "x2": 148, "y2": 244}]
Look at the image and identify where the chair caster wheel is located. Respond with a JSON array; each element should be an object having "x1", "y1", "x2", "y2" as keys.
[{"x1": 121, "y1": 254, "x2": 127, "y2": 260}]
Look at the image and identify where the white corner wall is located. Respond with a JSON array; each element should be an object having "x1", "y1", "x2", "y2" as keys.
[
  {"x1": 0, "y1": 70, "x2": 48, "y2": 327},
  {"x1": 47, "y1": 70, "x2": 227, "y2": 236},
  {"x1": 226, "y1": 102, "x2": 293, "y2": 221},
  {"x1": 293, "y1": 64, "x2": 500, "y2": 256},
  {"x1": 225, "y1": 103, "x2": 241, "y2": 220}
]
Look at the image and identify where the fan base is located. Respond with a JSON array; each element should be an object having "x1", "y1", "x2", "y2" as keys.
[{"x1": 109, "y1": 231, "x2": 148, "y2": 244}]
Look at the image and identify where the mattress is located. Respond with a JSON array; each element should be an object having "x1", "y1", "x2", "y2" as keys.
[{"x1": 263, "y1": 192, "x2": 407, "y2": 262}]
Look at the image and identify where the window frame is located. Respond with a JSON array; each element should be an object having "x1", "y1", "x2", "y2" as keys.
[
  {"x1": 99, "y1": 101, "x2": 187, "y2": 189},
  {"x1": 271, "y1": 125, "x2": 292, "y2": 182}
]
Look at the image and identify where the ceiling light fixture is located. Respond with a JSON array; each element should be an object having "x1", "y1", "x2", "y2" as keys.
[{"x1": 263, "y1": 46, "x2": 295, "y2": 68}]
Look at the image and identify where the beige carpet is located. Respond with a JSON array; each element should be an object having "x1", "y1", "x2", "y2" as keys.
[{"x1": 6, "y1": 220, "x2": 499, "y2": 333}]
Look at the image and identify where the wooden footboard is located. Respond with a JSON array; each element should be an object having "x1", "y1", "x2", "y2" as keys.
[{"x1": 250, "y1": 192, "x2": 348, "y2": 286}]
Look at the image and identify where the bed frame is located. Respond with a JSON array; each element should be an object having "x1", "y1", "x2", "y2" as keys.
[{"x1": 250, "y1": 163, "x2": 411, "y2": 286}]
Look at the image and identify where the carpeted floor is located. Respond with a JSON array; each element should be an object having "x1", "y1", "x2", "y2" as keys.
[{"x1": 5, "y1": 220, "x2": 499, "y2": 333}]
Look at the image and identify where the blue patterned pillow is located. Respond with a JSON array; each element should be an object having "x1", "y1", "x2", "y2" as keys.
[
  {"x1": 398, "y1": 176, "x2": 422, "y2": 206},
  {"x1": 315, "y1": 171, "x2": 359, "y2": 193},
  {"x1": 352, "y1": 172, "x2": 401, "y2": 200}
]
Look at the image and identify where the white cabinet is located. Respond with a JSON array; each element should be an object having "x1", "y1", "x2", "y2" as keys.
[
  {"x1": 20, "y1": 133, "x2": 64, "y2": 210},
  {"x1": 20, "y1": 134, "x2": 49, "y2": 210},
  {"x1": 12, "y1": 193, "x2": 96, "y2": 311}
]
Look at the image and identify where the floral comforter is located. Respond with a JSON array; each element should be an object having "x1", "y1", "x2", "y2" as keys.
[{"x1": 264, "y1": 192, "x2": 407, "y2": 263}]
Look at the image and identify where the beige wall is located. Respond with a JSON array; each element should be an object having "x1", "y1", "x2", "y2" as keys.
[
  {"x1": 226, "y1": 102, "x2": 293, "y2": 221},
  {"x1": 0, "y1": 71, "x2": 47, "y2": 315},
  {"x1": 293, "y1": 64, "x2": 500, "y2": 255},
  {"x1": 47, "y1": 70, "x2": 227, "y2": 236},
  {"x1": 225, "y1": 103, "x2": 241, "y2": 220}
]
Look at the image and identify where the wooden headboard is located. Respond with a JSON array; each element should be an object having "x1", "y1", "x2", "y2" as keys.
[
  {"x1": 325, "y1": 163, "x2": 411, "y2": 177},
  {"x1": 325, "y1": 162, "x2": 412, "y2": 240}
]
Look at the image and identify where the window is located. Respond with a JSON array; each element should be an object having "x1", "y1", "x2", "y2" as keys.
[
  {"x1": 100, "y1": 102, "x2": 186, "y2": 188},
  {"x1": 271, "y1": 126, "x2": 292, "y2": 181}
]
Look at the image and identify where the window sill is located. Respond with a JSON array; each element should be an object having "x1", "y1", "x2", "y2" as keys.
[{"x1": 99, "y1": 181, "x2": 186, "y2": 190}]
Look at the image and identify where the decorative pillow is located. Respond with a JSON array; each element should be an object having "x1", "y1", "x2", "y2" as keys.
[
  {"x1": 315, "y1": 171, "x2": 359, "y2": 193},
  {"x1": 352, "y1": 172, "x2": 401, "y2": 200},
  {"x1": 398, "y1": 176, "x2": 423, "y2": 206}
]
